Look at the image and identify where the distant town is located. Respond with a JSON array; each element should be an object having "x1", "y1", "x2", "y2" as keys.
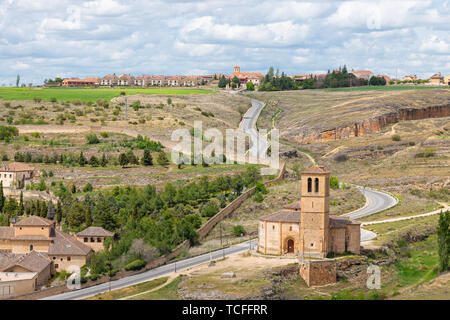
[{"x1": 40, "y1": 66, "x2": 449, "y2": 89}]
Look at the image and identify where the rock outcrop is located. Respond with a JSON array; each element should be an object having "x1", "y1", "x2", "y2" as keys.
[{"x1": 296, "y1": 104, "x2": 450, "y2": 143}]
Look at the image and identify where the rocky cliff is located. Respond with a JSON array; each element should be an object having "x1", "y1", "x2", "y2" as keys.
[{"x1": 296, "y1": 104, "x2": 450, "y2": 143}]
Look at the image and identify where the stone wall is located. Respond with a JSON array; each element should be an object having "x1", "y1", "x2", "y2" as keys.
[{"x1": 299, "y1": 259, "x2": 337, "y2": 287}]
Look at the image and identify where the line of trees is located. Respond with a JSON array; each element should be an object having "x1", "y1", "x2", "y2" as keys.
[{"x1": 258, "y1": 67, "x2": 298, "y2": 91}]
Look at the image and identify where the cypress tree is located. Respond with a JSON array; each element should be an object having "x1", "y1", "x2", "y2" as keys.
[
  {"x1": 36, "y1": 200, "x2": 41, "y2": 217},
  {"x1": 85, "y1": 206, "x2": 92, "y2": 227},
  {"x1": 141, "y1": 149, "x2": 153, "y2": 166},
  {"x1": 437, "y1": 210, "x2": 449, "y2": 272},
  {"x1": 18, "y1": 191, "x2": 24, "y2": 216},
  {"x1": 100, "y1": 153, "x2": 108, "y2": 167},
  {"x1": 56, "y1": 201, "x2": 62, "y2": 224},
  {"x1": 40, "y1": 201, "x2": 47, "y2": 218}
]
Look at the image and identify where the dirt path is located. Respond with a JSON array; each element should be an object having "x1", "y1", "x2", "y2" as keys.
[
  {"x1": 119, "y1": 274, "x2": 176, "y2": 300},
  {"x1": 361, "y1": 202, "x2": 449, "y2": 226},
  {"x1": 323, "y1": 145, "x2": 346, "y2": 158}
]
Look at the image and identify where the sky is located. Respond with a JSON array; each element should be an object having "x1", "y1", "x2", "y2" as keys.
[{"x1": 0, "y1": 0, "x2": 449, "y2": 86}]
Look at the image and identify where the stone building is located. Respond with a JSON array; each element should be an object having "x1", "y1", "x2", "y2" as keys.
[
  {"x1": 0, "y1": 162, "x2": 35, "y2": 189},
  {"x1": 258, "y1": 166, "x2": 360, "y2": 258},
  {"x1": 76, "y1": 226, "x2": 114, "y2": 252},
  {"x1": 0, "y1": 216, "x2": 92, "y2": 272}
]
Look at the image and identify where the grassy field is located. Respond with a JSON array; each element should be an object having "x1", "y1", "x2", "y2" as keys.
[
  {"x1": 129, "y1": 276, "x2": 182, "y2": 300},
  {"x1": 0, "y1": 87, "x2": 216, "y2": 102},
  {"x1": 86, "y1": 277, "x2": 169, "y2": 300}
]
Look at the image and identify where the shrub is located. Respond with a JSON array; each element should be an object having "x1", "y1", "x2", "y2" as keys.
[
  {"x1": 82, "y1": 183, "x2": 93, "y2": 192},
  {"x1": 392, "y1": 134, "x2": 401, "y2": 141},
  {"x1": 124, "y1": 259, "x2": 146, "y2": 271},
  {"x1": 330, "y1": 176, "x2": 339, "y2": 189},
  {"x1": 232, "y1": 225, "x2": 246, "y2": 237},
  {"x1": 334, "y1": 154, "x2": 348, "y2": 162},
  {"x1": 415, "y1": 149, "x2": 435, "y2": 158},
  {"x1": 200, "y1": 200, "x2": 219, "y2": 218},
  {"x1": 254, "y1": 192, "x2": 264, "y2": 203},
  {"x1": 408, "y1": 141, "x2": 415, "y2": 146},
  {"x1": 86, "y1": 134, "x2": 100, "y2": 144},
  {"x1": 100, "y1": 132, "x2": 109, "y2": 138}
]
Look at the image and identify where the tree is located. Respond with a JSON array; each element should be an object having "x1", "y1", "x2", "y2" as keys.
[
  {"x1": 56, "y1": 201, "x2": 62, "y2": 224},
  {"x1": 78, "y1": 151, "x2": 87, "y2": 166},
  {"x1": 232, "y1": 225, "x2": 245, "y2": 237},
  {"x1": 218, "y1": 75, "x2": 227, "y2": 88},
  {"x1": 85, "y1": 133, "x2": 100, "y2": 144},
  {"x1": 437, "y1": 210, "x2": 449, "y2": 272},
  {"x1": 141, "y1": 149, "x2": 153, "y2": 166},
  {"x1": 71, "y1": 184, "x2": 77, "y2": 194},
  {"x1": 16, "y1": 74, "x2": 20, "y2": 87},
  {"x1": 18, "y1": 191, "x2": 24, "y2": 216},
  {"x1": 89, "y1": 155, "x2": 99, "y2": 167},
  {"x1": 232, "y1": 76, "x2": 240, "y2": 88},
  {"x1": 83, "y1": 183, "x2": 93, "y2": 193},
  {"x1": 119, "y1": 153, "x2": 129, "y2": 167},
  {"x1": 40, "y1": 201, "x2": 47, "y2": 218},
  {"x1": 100, "y1": 153, "x2": 108, "y2": 167},
  {"x1": 157, "y1": 152, "x2": 169, "y2": 166},
  {"x1": 246, "y1": 81, "x2": 255, "y2": 91},
  {"x1": 85, "y1": 206, "x2": 92, "y2": 227},
  {"x1": 47, "y1": 201, "x2": 55, "y2": 220},
  {"x1": 126, "y1": 150, "x2": 138, "y2": 165}
]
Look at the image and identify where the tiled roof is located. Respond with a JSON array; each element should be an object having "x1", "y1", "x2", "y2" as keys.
[
  {"x1": 77, "y1": 226, "x2": 114, "y2": 237},
  {"x1": 329, "y1": 216, "x2": 360, "y2": 228},
  {"x1": 283, "y1": 202, "x2": 301, "y2": 210},
  {"x1": 302, "y1": 166, "x2": 330, "y2": 174},
  {"x1": 47, "y1": 230, "x2": 92, "y2": 256},
  {"x1": 430, "y1": 73, "x2": 443, "y2": 79},
  {"x1": 0, "y1": 162, "x2": 35, "y2": 172},
  {"x1": 0, "y1": 251, "x2": 51, "y2": 273},
  {"x1": 0, "y1": 272, "x2": 37, "y2": 281},
  {"x1": 15, "y1": 216, "x2": 54, "y2": 227},
  {"x1": 260, "y1": 210, "x2": 301, "y2": 223}
]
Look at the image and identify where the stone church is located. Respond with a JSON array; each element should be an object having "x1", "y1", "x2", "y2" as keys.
[{"x1": 258, "y1": 166, "x2": 361, "y2": 258}]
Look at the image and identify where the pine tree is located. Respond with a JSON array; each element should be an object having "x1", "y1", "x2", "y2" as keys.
[
  {"x1": 71, "y1": 184, "x2": 77, "y2": 194},
  {"x1": 56, "y1": 201, "x2": 62, "y2": 224},
  {"x1": 78, "y1": 151, "x2": 87, "y2": 166},
  {"x1": 141, "y1": 149, "x2": 153, "y2": 166},
  {"x1": 18, "y1": 191, "x2": 24, "y2": 216},
  {"x1": 119, "y1": 153, "x2": 129, "y2": 167},
  {"x1": 100, "y1": 153, "x2": 108, "y2": 167},
  {"x1": 85, "y1": 206, "x2": 92, "y2": 227},
  {"x1": 437, "y1": 210, "x2": 449, "y2": 272}
]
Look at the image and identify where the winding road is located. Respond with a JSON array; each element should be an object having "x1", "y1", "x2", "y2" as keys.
[{"x1": 42, "y1": 94, "x2": 398, "y2": 300}]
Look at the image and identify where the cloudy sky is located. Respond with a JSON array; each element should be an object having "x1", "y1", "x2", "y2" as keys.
[{"x1": 0, "y1": 0, "x2": 449, "y2": 85}]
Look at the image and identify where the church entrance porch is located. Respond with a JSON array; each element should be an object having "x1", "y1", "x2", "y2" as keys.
[{"x1": 287, "y1": 239, "x2": 294, "y2": 253}]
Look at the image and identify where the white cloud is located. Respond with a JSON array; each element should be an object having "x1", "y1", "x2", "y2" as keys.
[{"x1": 0, "y1": 0, "x2": 448, "y2": 84}]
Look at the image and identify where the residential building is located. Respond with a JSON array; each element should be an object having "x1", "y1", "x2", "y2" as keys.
[
  {"x1": 100, "y1": 75, "x2": 119, "y2": 86},
  {"x1": 118, "y1": 74, "x2": 135, "y2": 86},
  {"x1": 429, "y1": 72, "x2": 444, "y2": 85},
  {"x1": 350, "y1": 69, "x2": 374, "y2": 80},
  {"x1": 231, "y1": 66, "x2": 264, "y2": 86},
  {"x1": 0, "y1": 216, "x2": 92, "y2": 272},
  {"x1": 402, "y1": 74, "x2": 418, "y2": 81},
  {"x1": 444, "y1": 75, "x2": 450, "y2": 86},
  {"x1": 62, "y1": 77, "x2": 99, "y2": 87},
  {"x1": 0, "y1": 162, "x2": 35, "y2": 189},
  {"x1": 76, "y1": 227, "x2": 114, "y2": 252}
]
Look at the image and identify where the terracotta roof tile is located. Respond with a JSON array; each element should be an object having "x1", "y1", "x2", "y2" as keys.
[
  {"x1": 77, "y1": 226, "x2": 114, "y2": 237},
  {"x1": 0, "y1": 162, "x2": 35, "y2": 172},
  {"x1": 260, "y1": 210, "x2": 301, "y2": 223},
  {"x1": 47, "y1": 230, "x2": 92, "y2": 256},
  {"x1": 0, "y1": 251, "x2": 51, "y2": 273},
  {"x1": 15, "y1": 216, "x2": 54, "y2": 227}
]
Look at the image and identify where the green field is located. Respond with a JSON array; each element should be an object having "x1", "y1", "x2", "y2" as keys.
[
  {"x1": 0, "y1": 87, "x2": 216, "y2": 102},
  {"x1": 326, "y1": 85, "x2": 449, "y2": 92}
]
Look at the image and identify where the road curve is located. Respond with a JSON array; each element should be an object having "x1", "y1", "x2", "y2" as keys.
[
  {"x1": 239, "y1": 99, "x2": 269, "y2": 159},
  {"x1": 42, "y1": 96, "x2": 398, "y2": 300},
  {"x1": 43, "y1": 240, "x2": 257, "y2": 300}
]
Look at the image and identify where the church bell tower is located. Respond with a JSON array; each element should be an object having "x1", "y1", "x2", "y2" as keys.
[{"x1": 300, "y1": 166, "x2": 330, "y2": 258}]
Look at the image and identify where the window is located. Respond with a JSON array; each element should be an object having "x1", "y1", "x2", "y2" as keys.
[
  {"x1": 84, "y1": 237, "x2": 88, "y2": 242},
  {"x1": 55, "y1": 264, "x2": 59, "y2": 269},
  {"x1": 272, "y1": 225, "x2": 275, "y2": 230},
  {"x1": 29, "y1": 245, "x2": 33, "y2": 251},
  {"x1": 67, "y1": 257, "x2": 71, "y2": 262},
  {"x1": 310, "y1": 243, "x2": 314, "y2": 247},
  {"x1": 61, "y1": 258, "x2": 63, "y2": 261},
  {"x1": 97, "y1": 238, "x2": 102, "y2": 243},
  {"x1": 289, "y1": 226, "x2": 292, "y2": 231},
  {"x1": 90, "y1": 237, "x2": 95, "y2": 242},
  {"x1": 307, "y1": 178, "x2": 312, "y2": 193},
  {"x1": 53, "y1": 257, "x2": 56, "y2": 260},
  {"x1": 315, "y1": 178, "x2": 319, "y2": 193}
]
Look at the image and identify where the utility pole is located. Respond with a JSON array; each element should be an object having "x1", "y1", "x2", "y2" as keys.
[{"x1": 219, "y1": 223, "x2": 223, "y2": 247}]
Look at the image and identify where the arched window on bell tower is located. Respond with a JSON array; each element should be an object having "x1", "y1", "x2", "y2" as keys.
[
  {"x1": 315, "y1": 178, "x2": 319, "y2": 193},
  {"x1": 307, "y1": 178, "x2": 312, "y2": 193}
]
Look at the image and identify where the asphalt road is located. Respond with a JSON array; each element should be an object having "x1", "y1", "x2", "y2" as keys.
[
  {"x1": 42, "y1": 97, "x2": 398, "y2": 300},
  {"x1": 239, "y1": 99, "x2": 269, "y2": 159},
  {"x1": 43, "y1": 240, "x2": 258, "y2": 300}
]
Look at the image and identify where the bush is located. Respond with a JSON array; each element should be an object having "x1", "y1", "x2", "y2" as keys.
[
  {"x1": 392, "y1": 134, "x2": 401, "y2": 141},
  {"x1": 415, "y1": 149, "x2": 435, "y2": 158},
  {"x1": 232, "y1": 225, "x2": 246, "y2": 237},
  {"x1": 86, "y1": 133, "x2": 100, "y2": 144},
  {"x1": 124, "y1": 259, "x2": 146, "y2": 271},
  {"x1": 334, "y1": 154, "x2": 348, "y2": 162},
  {"x1": 254, "y1": 192, "x2": 264, "y2": 203},
  {"x1": 83, "y1": 183, "x2": 93, "y2": 192},
  {"x1": 200, "y1": 200, "x2": 219, "y2": 218},
  {"x1": 330, "y1": 176, "x2": 339, "y2": 189}
]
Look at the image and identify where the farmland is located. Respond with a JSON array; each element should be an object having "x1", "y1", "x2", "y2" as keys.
[{"x1": 0, "y1": 87, "x2": 216, "y2": 102}]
